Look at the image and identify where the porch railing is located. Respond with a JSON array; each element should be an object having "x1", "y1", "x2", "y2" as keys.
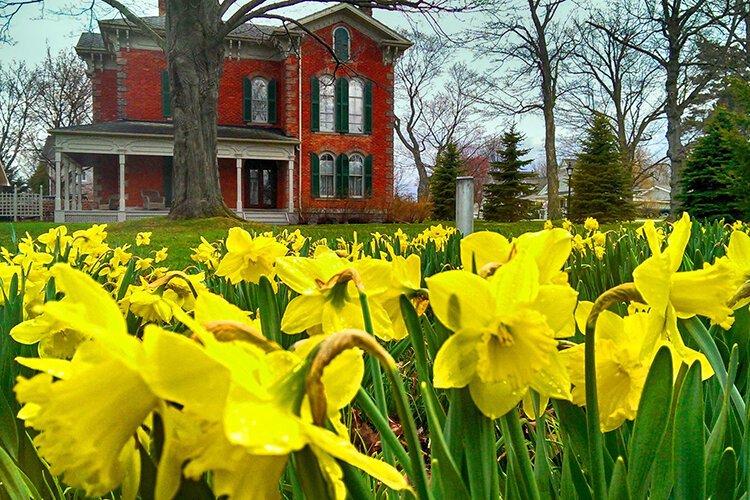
[{"x1": 0, "y1": 186, "x2": 43, "y2": 221}]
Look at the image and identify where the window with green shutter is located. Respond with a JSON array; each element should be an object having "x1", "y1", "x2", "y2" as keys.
[
  {"x1": 335, "y1": 78, "x2": 349, "y2": 133},
  {"x1": 336, "y1": 154, "x2": 349, "y2": 198},
  {"x1": 243, "y1": 76, "x2": 252, "y2": 122},
  {"x1": 333, "y1": 27, "x2": 350, "y2": 61},
  {"x1": 364, "y1": 154, "x2": 373, "y2": 197},
  {"x1": 161, "y1": 70, "x2": 171, "y2": 118},
  {"x1": 363, "y1": 80, "x2": 373, "y2": 134},
  {"x1": 311, "y1": 76, "x2": 320, "y2": 131},
  {"x1": 267, "y1": 79, "x2": 277, "y2": 124},
  {"x1": 310, "y1": 152, "x2": 320, "y2": 198}
]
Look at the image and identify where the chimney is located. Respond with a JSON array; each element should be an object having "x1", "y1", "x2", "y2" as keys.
[
  {"x1": 359, "y1": 4, "x2": 373, "y2": 16},
  {"x1": 159, "y1": 0, "x2": 166, "y2": 16}
]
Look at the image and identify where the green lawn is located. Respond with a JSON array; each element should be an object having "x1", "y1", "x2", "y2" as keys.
[{"x1": 0, "y1": 217, "x2": 617, "y2": 269}]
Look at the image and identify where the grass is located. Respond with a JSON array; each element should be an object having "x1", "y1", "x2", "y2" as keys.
[{"x1": 0, "y1": 217, "x2": 629, "y2": 269}]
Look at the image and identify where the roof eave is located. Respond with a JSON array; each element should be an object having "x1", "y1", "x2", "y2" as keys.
[{"x1": 50, "y1": 128, "x2": 300, "y2": 145}]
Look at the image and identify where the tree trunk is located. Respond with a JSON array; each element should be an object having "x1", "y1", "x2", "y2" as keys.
[
  {"x1": 543, "y1": 100, "x2": 560, "y2": 219},
  {"x1": 665, "y1": 33, "x2": 684, "y2": 216},
  {"x1": 417, "y1": 166, "x2": 430, "y2": 201},
  {"x1": 165, "y1": 0, "x2": 237, "y2": 220}
]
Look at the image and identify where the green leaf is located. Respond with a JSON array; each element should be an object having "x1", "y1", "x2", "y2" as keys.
[
  {"x1": 257, "y1": 276, "x2": 281, "y2": 343},
  {"x1": 608, "y1": 457, "x2": 630, "y2": 500},
  {"x1": 705, "y1": 346, "x2": 738, "y2": 497},
  {"x1": 560, "y1": 445, "x2": 592, "y2": 500},
  {"x1": 627, "y1": 346, "x2": 673, "y2": 498},
  {"x1": 714, "y1": 447, "x2": 737, "y2": 500},
  {"x1": 0, "y1": 391, "x2": 19, "y2": 461},
  {"x1": 455, "y1": 388, "x2": 499, "y2": 500},
  {"x1": 673, "y1": 362, "x2": 705, "y2": 500},
  {"x1": 419, "y1": 383, "x2": 470, "y2": 500},
  {"x1": 0, "y1": 445, "x2": 32, "y2": 500}
]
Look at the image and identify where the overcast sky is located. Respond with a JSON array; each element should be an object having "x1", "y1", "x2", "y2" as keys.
[{"x1": 0, "y1": 1, "x2": 666, "y2": 190}]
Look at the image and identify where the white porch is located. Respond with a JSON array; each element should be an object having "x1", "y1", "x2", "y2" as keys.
[{"x1": 49, "y1": 121, "x2": 299, "y2": 225}]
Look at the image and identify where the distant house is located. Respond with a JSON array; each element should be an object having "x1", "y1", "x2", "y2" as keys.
[
  {"x1": 0, "y1": 160, "x2": 8, "y2": 188},
  {"x1": 527, "y1": 160, "x2": 574, "y2": 219}
]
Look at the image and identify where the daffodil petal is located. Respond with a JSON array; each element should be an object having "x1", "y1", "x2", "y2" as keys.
[
  {"x1": 468, "y1": 380, "x2": 526, "y2": 420},
  {"x1": 433, "y1": 330, "x2": 480, "y2": 388}
]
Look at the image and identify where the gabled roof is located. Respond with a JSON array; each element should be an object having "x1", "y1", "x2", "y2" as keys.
[
  {"x1": 281, "y1": 3, "x2": 412, "y2": 46},
  {"x1": 97, "y1": 15, "x2": 278, "y2": 42},
  {"x1": 0, "y1": 160, "x2": 9, "y2": 187}
]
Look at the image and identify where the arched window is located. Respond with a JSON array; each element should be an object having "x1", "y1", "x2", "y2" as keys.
[
  {"x1": 349, "y1": 154, "x2": 364, "y2": 197},
  {"x1": 333, "y1": 26, "x2": 350, "y2": 61},
  {"x1": 251, "y1": 77, "x2": 268, "y2": 123},
  {"x1": 319, "y1": 75, "x2": 335, "y2": 132},
  {"x1": 319, "y1": 153, "x2": 335, "y2": 197},
  {"x1": 348, "y1": 79, "x2": 364, "y2": 134}
]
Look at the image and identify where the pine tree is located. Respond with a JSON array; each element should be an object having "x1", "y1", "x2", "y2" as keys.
[
  {"x1": 679, "y1": 106, "x2": 748, "y2": 221},
  {"x1": 430, "y1": 143, "x2": 462, "y2": 220},
  {"x1": 569, "y1": 113, "x2": 634, "y2": 222},
  {"x1": 483, "y1": 126, "x2": 535, "y2": 221}
]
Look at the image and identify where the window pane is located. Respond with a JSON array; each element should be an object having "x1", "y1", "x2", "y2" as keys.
[
  {"x1": 321, "y1": 175, "x2": 335, "y2": 197},
  {"x1": 320, "y1": 76, "x2": 335, "y2": 132},
  {"x1": 349, "y1": 155, "x2": 363, "y2": 197},
  {"x1": 251, "y1": 79, "x2": 268, "y2": 123},
  {"x1": 349, "y1": 80, "x2": 364, "y2": 133},
  {"x1": 334, "y1": 27, "x2": 350, "y2": 61}
]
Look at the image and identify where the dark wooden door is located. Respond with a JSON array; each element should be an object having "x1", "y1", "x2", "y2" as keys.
[{"x1": 245, "y1": 160, "x2": 277, "y2": 208}]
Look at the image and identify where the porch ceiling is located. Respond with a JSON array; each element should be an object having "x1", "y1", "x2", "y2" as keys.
[{"x1": 50, "y1": 120, "x2": 298, "y2": 161}]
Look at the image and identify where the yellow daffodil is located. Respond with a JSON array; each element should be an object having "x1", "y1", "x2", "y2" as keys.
[
  {"x1": 562, "y1": 219, "x2": 573, "y2": 231},
  {"x1": 427, "y1": 251, "x2": 573, "y2": 419},
  {"x1": 136, "y1": 232, "x2": 152, "y2": 246},
  {"x1": 544, "y1": 220, "x2": 554, "y2": 230},
  {"x1": 37, "y1": 226, "x2": 72, "y2": 253},
  {"x1": 584, "y1": 217, "x2": 599, "y2": 232},
  {"x1": 191, "y1": 236, "x2": 220, "y2": 269},
  {"x1": 562, "y1": 302, "x2": 654, "y2": 432},
  {"x1": 216, "y1": 228, "x2": 288, "y2": 284},
  {"x1": 276, "y1": 246, "x2": 393, "y2": 338},
  {"x1": 120, "y1": 286, "x2": 177, "y2": 323},
  {"x1": 154, "y1": 247, "x2": 169, "y2": 264},
  {"x1": 380, "y1": 254, "x2": 426, "y2": 340},
  {"x1": 460, "y1": 231, "x2": 512, "y2": 274}
]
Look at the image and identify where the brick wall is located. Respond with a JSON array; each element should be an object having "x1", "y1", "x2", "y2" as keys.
[{"x1": 298, "y1": 22, "x2": 395, "y2": 217}]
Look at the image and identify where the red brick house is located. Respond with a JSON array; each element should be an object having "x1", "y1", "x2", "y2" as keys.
[{"x1": 49, "y1": 3, "x2": 411, "y2": 224}]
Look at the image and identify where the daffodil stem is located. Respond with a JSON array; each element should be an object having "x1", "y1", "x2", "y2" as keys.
[
  {"x1": 355, "y1": 387, "x2": 412, "y2": 471},
  {"x1": 358, "y1": 291, "x2": 393, "y2": 465},
  {"x1": 502, "y1": 410, "x2": 541, "y2": 500}
]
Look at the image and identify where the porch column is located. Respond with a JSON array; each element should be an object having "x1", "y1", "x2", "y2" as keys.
[
  {"x1": 118, "y1": 153, "x2": 126, "y2": 221},
  {"x1": 54, "y1": 151, "x2": 61, "y2": 212},
  {"x1": 63, "y1": 159, "x2": 70, "y2": 211},
  {"x1": 73, "y1": 166, "x2": 80, "y2": 210},
  {"x1": 287, "y1": 159, "x2": 294, "y2": 213},
  {"x1": 77, "y1": 166, "x2": 83, "y2": 210},
  {"x1": 235, "y1": 157, "x2": 243, "y2": 213}
]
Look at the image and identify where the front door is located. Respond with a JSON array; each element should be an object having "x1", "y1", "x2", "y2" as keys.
[{"x1": 245, "y1": 161, "x2": 277, "y2": 208}]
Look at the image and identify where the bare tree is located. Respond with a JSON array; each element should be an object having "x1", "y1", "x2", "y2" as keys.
[
  {"x1": 468, "y1": 0, "x2": 576, "y2": 219},
  {"x1": 394, "y1": 28, "x2": 485, "y2": 200},
  {"x1": 0, "y1": 61, "x2": 40, "y2": 185},
  {"x1": 565, "y1": 3, "x2": 663, "y2": 176},
  {"x1": 1, "y1": 0, "x2": 459, "y2": 218},
  {"x1": 33, "y1": 48, "x2": 92, "y2": 132},
  {"x1": 591, "y1": 0, "x2": 742, "y2": 215}
]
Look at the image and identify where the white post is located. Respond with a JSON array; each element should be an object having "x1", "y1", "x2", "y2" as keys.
[
  {"x1": 63, "y1": 159, "x2": 70, "y2": 211},
  {"x1": 75, "y1": 166, "x2": 82, "y2": 210},
  {"x1": 39, "y1": 185, "x2": 43, "y2": 221},
  {"x1": 456, "y1": 176, "x2": 474, "y2": 237},
  {"x1": 12, "y1": 185, "x2": 17, "y2": 222},
  {"x1": 287, "y1": 159, "x2": 294, "y2": 213},
  {"x1": 54, "y1": 151, "x2": 62, "y2": 222},
  {"x1": 235, "y1": 157, "x2": 243, "y2": 213},
  {"x1": 118, "y1": 153, "x2": 126, "y2": 221}
]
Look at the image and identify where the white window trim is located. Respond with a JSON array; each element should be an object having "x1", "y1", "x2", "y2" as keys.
[
  {"x1": 319, "y1": 152, "x2": 336, "y2": 198},
  {"x1": 333, "y1": 26, "x2": 351, "y2": 61},
  {"x1": 251, "y1": 76, "x2": 269, "y2": 124},
  {"x1": 348, "y1": 153, "x2": 365, "y2": 198}
]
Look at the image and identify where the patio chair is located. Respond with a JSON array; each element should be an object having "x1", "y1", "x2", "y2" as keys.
[
  {"x1": 97, "y1": 195, "x2": 119, "y2": 210},
  {"x1": 141, "y1": 189, "x2": 166, "y2": 210}
]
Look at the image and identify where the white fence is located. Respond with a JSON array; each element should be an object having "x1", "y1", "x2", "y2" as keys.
[{"x1": 0, "y1": 187, "x2": 44, "y2": 221}]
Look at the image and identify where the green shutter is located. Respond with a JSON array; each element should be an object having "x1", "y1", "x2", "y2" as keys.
[
  {"x1": 336, "y1": 154, "x2": 349, "y2": 198},
  {"x1": 243, "y1": 77, "x2": 252, "y2": 122},
  {"x1": 335, "y1": 78, "x2": 349, "y2": 133},
  {"x1": 364, "y1": 80, "x2": 373, "y2": 134},
  {"x1": 267, "y1": 79, "x2": 277, "y2": 124},
  {"x1": 364, "y1": 154, "x2": 373, "y2": 197},
  {"x1": 161, "y1": 70, "x2": 171, "y2": 118},
  {"x1": 311, "y1": 76, "x2": 320, "y2": 132},
  {"x1": 310, "y1": 152, "x2": 320, "y2": 198}
]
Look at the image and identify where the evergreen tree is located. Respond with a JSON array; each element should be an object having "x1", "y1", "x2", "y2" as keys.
[
  {"x1": 569, "y1": 113, "x2": 633, "y2": 222},
  {"x1": 679, "y1": 106, "x2": 749, "y2": 221},
  {"x1": 483, "y1": 126, "x2": 535, "y2": 221},
  {"x1": 430, "y1": 143, "x2": 462, "y2": 220}
]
